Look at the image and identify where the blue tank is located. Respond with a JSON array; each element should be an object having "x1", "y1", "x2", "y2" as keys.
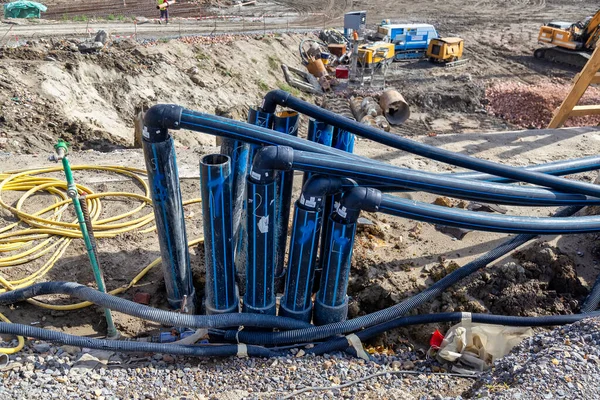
[{"x1": 377, "y1": 23, "x2": 439, "y2": 60}]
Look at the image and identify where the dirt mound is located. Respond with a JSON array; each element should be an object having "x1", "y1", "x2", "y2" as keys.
[
  {"x1": 486, "y1": 81, "x2": 600, "y2": 129},
  {"x1": 0, "y1": 33, "x2": 308, "y2": 154},
  {"x1": 348, "y1": 241, "x2": 587, "y2": 346},
  {"x1": 402, "y1": 78, "x2": 485, "y2": 113}
]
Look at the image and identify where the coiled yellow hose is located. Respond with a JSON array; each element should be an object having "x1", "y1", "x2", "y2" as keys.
[{"x1": 0, "y1": 165, "x2": 203, "y2": 352}]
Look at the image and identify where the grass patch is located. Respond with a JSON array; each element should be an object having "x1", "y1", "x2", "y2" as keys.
[
  {"x1": 267, "y1": 55, "x2": 280, "y2": 71},
  {"x1": 72, "y1": 15, "x2": 88, "y2": 22},
  {"x1": 277, "y1": 82, "x2": 300, "y2": 97},
  {"x1": 257, "y1": 80, "x2": 269, "y2": 91}
]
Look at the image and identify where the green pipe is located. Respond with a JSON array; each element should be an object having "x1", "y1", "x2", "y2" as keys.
[{"x1": 54, "y1": 141, "x2": 118, "y2": 338}]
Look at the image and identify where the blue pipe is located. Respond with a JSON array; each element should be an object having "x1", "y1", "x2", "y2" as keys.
[
  {"x1": 272, "y1": 111, "x2": 300, "y2": 288},
  {"x1": 220, "y1": 138, "x2": 250, "y2": 283},
  {"x1": 244, "y1": 160, "x2": 277, "y2": 315},
  {"x1": 142, "y1": 128, "x2": 196, "y2": 313},
  {"x1": 302, "y1": 119, "x2": 334, "y2": 186},
  {"x1": 317, "y1": 127, "x2": 357, "y2": 293},
  {"x1": 315, "y1": 187, "x2": 382, "y2": 325},
  {"x1": 279, "y1": 175, "x2": 344, "y2": 322},
  {"x1": 174, "y1": 110, "x2": 600, "y2": 206},
  {"x1": 200, "y1": 154, "x2": 239, "y2": 314},
  {"x1": 289, "y1": 150, "x2": 600, "y2": 206},
  {"x1": 260, "y1": 90, "x2": 600, "y2": 198}
]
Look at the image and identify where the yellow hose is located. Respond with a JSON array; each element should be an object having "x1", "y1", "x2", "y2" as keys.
[
  {"x1": 0, "y1": 312, "x2": 24, "y2": 354},
  {"x1": 0, "y1": 165, "x2": 203, "y2": 352}
]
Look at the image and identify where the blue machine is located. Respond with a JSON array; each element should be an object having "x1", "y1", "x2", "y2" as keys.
[{"x1": 377, "y1": 23, "x2": 439, "y2": 60}]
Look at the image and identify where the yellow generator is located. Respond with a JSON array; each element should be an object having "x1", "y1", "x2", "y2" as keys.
[
  {"x1": 426, "y1": 37, "x2": 464, "y2": 64},
  {"x1": 357, "y1": 42, "x2": 395, "y2": 67}
]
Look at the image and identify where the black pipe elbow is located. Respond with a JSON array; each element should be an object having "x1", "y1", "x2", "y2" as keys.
[
  {"x1": 335, "y1": 187, "x2": 382, "y2": 223},
  {"x1": 250, "y1": 146, "x2": 294, "y2": 184},
  {"x1": 299, "y1": 175, "x2": 345, "y2": 211},
  {"x1": 261, "y1": 90, "x2": 290, "y2": 114},
  {"x1": 143, "y1": 104, "x2": 183, "y2": 143}
]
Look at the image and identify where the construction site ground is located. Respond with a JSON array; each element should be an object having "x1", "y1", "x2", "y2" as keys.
[{"x1": 0, "y1": 0, "x2": 600, "y2": 398}]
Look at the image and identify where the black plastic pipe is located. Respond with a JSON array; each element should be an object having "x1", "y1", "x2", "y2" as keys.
[
  {"x1": 142, "y1": 118, "x2": 196, "y2": 313},
  {"x1": 0, "y1": 282, "x2": 312, "y2": 330},
  {"x1": 272, "y1": 111, "x2": 300, "y2": 288},
  {"x1": 260, "y1": 90, "x2": 600, "y2": 198},
  {"x1": 280, "y1": 175, "x2": 344, "y2": 322},
  {"x1": 200, "y1": 154, "x2": 239, "y2": 314}
]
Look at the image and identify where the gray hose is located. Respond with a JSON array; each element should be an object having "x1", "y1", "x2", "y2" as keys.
[
  {"x1": 0, "y1": 323, "x2": 276, "y2": 357},
  {"x1": 582, "y1": 274, "x2": 600, "y2": 312},
  {"x1": 0, "y1": 282, "x2": 311, "y2": 330}
]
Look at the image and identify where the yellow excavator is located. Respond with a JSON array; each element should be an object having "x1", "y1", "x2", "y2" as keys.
[{"x1": 534, "y1": 9, "x2": 600, "y2": 67}]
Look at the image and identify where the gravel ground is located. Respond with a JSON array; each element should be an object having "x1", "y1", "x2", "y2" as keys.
[
  {"x1": 470, "y1": 317, "x2": 600, "y2": 399},
  {"x1": 0, "y1": 340, "x2": 472, "y2": 400},
  {"x1": 2, "y1": 318, "x2": 600, "y2": 399}
]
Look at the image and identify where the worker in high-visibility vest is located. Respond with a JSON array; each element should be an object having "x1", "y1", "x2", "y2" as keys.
[{"x1": 157, "y1": 0, "x2": 169, "y2": 25}]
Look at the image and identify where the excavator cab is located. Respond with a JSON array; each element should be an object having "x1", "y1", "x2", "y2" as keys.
[{"x1": 534, "y1": 9, "x2": 600, "y2": 67}]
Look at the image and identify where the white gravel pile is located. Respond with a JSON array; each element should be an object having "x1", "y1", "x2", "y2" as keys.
[{"x1": 471, "y1": 317, "x2": 600, "y2": 399}]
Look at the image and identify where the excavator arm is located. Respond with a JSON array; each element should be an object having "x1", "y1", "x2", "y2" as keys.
[{"x1": 584, "y1": 10, "x2": 600, "y2": 49}]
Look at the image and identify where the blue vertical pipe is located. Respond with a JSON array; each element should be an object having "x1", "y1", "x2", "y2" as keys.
[
  {"x1": 244, "y1": 171, "x2": 277, "y2": 315},
  {"x1": 313, "y1": 214, "x2": 356, "y2": 325},
  {"x1": 279, "y1": 205, "x2": 321, "y2": 322},
  {"x1": 220, "y1": 139, "x2": 250, "y2": 285},
  {"x1": 200, "y1": 154, "x2": 239, "y2": 314},
  {"x1": 142, "y1": 135, "x2": 196, "y2": 313},
  {"x1": 247, "y1": 107, "x2": 274, "y2": 169},
  {"x1": 302, "y1": 119, "x2": 334, "y2": 186},
  {"x1": 315, "y1": 127, "x2": 356, "y2": 293},
  {"x1": 272, "y1": 111, "x2": 299, "y2": 288}
]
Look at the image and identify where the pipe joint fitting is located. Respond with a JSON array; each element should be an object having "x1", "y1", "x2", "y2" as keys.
[
  {"x1": 249, "y1": 146, "x2": 294, "y2": 184},
  {"x1": 335, "y1": 187, "x2": 382, "y2": 223},
  {"x1": 143, "y1": 104, "x2": 183, "y2": 143},
  {"x1": 261, "y1": 90, "x2": 290, "y2": 114},
  {"x1": 66, "y1": 184, "x2": 78, "y2": 199},
  {"x1": 299, "y1": 175, "x2": 344, "y2": 212}
]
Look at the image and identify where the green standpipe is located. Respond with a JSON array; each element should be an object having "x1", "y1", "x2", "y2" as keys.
[{"x1": 52, "y1": 140, "x2": 118, "y2": 339}]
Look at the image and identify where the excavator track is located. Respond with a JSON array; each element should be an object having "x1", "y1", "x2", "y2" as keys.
[{"x1": 534, "y1": 46, "x2": 592, "y2": 68}]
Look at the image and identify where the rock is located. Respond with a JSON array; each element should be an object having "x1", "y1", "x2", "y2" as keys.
[
  {"x1": 60, "y1": 345, "x2": 81, "y2": 355},
  {"x1": 433, "y1": 197, "x2": 453, "y2": 207},
  {"x1": 33, "y1": 343, "x2": 51, "y2": 353},
  {"x1": 94, "y1": 30, "x2": 109, "y2": 45},
  {"x1": 190, "y1": 75, "x2": 206, "y2": 87},
  {"x1": 135, "y1": 16, "x2": 149, "y2": 24}
]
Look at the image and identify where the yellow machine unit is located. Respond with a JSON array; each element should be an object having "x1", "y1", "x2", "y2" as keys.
[
  {"x1": 426, "y1": 37, "x2": 464, "y2": 63},
  {"x1": 357, "y1": 42, "x2": 395, "y2": 66},
  {"x1": 534, "y1": 10, "x2": 600, "y2": 66}
]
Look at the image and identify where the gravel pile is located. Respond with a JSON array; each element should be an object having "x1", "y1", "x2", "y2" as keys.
[
  {"x1": 485, "y1": 81, "x2": 600, "y2": 129},
  {"x1": 0, "y1": 340, "x2": 472, "y2": 400},
  {"x1": 470, "y1": 317, "x2": 600, "y2": 399}
]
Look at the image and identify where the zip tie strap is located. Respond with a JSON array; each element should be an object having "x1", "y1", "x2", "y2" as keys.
[
  {"x1": 346, "y1": 334, "x2": 370, "y2": 361},
  {"x1": 235, "y1": 325, "x2": 244, "y2": 344},
  {"x1": 461, "y1": 312, "x2": 472, "y2": 323},
  {"x1": 237, "y1": 343, "x2": 248, "y2": 358}
]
